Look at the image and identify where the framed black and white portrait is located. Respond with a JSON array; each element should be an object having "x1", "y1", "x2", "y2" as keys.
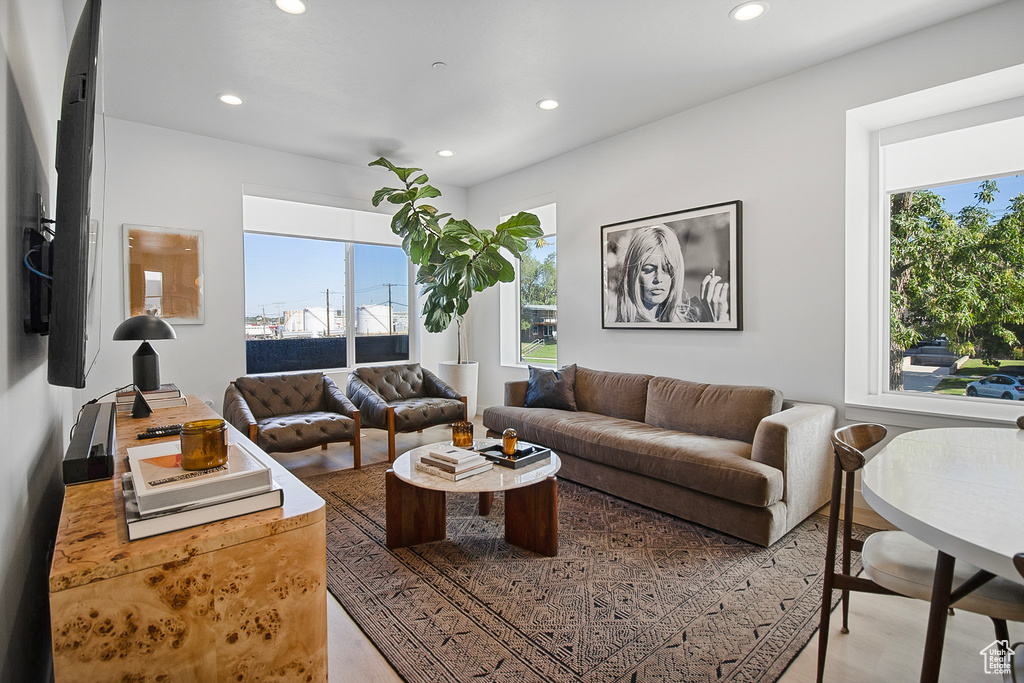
[{"x1": 601, "y1": 201, "x2": 742, "y2": 330}]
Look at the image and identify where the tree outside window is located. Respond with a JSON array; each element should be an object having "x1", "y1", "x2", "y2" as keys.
[
  {"x1": 890, "y1": 174, "x2": 1024, "y2": 392},
  {"x1": 519, "y1": 235, "x2": 557, "y2": 365}
]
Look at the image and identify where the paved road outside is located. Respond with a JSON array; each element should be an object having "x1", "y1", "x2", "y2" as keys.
[{"x1": 902, "y1": 364, "x2": 950, "y2": 393}]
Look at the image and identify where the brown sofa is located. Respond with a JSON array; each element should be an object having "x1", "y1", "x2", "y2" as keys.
[
  {"x1": 482, "y1": 366, "x2": 836, "y2": 546},
  {"x1": 223, "y1": 372, "x2": 361, "y2": 467}
]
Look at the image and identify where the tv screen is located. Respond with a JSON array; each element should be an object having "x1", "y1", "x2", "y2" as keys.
[{"x1": 48, "y1": 0, "x2": 102, "y2": 388}]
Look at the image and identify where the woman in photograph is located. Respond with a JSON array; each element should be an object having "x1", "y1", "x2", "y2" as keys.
[{"x1": 611, "y1": 224, "x2": 729, "y2": 323}]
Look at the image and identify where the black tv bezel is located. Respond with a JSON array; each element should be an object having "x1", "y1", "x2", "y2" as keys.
[{"x1": 48, "y1": 0, "x2": 102, "y2": 388}]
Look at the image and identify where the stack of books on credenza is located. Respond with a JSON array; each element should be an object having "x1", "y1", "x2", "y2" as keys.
[
  {"x1": 415, "y1": 445, "x2": 493, "y2": 481},
  {"x1": 115, "y1": 383, "x2": 188, "y2": 413},
  {"x1": 122, "y1": 439, "x2": 283, "y2": 540}
]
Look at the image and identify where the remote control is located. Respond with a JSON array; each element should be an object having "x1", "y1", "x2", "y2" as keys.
[
  {"x1": 145, "y1": 423, "x2": 182, "y2": 433},
  {"x1": 137, "y1": 424, "x2": 182, "y2": 439}
]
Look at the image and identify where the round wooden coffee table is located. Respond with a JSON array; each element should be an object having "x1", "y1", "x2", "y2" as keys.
[{"x1": 386, "y1": 440, "x2": 561, "y2": 556}]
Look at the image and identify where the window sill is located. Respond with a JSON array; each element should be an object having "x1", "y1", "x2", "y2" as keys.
[{"x1": 844, "y1": 392, "x2": 1023, "y2": 430}]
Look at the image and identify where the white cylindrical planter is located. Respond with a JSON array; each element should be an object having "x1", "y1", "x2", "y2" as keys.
[{"x1": 437, "y1": 360, "x2": 478, "y2": 419}]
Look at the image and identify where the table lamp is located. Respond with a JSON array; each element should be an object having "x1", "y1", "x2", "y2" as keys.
[{"x1": 112, "y1": 314, "x2": 176, "y2": 392}]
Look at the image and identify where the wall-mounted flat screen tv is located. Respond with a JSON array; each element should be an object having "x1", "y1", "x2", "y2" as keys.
[{"x1": 48, "y1": 0, "x2": 102, "y2": 388}]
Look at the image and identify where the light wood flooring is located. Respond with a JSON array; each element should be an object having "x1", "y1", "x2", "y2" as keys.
[{"x1": 274, "y1": 423, "x2": 1022, "y2": 682}]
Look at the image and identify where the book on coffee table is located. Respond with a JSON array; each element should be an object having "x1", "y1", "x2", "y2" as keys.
[
  {"x1": 427, "y1": 445, "x2": 482, "y2": 465},
  {"x1": 419, "y1": 453, "x2": 488, "y2": 473},
  {"x1": 415, "y1": 459, "x2": 493, "y2": 481}
]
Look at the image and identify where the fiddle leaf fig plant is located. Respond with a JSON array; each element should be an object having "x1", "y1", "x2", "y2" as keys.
[{"x1": 370, "y1": 157, "x2": 542, "y2": 362}]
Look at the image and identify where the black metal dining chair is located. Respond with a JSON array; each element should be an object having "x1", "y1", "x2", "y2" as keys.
[{"x1": 817, "y1": 424, "x2": 1024, "y2": 683}]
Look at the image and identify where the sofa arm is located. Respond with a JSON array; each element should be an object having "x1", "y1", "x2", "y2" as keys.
[
  {"x1": 223, "y1": 383, "x2": 258, "y2": 442},
  {"x1": 750, "y1": 401, "x2": 837, "y2": 525},
  {"x1": 504, "y1": 380, "x2": 528, "y2": 407},
  {"x1": 422, "y1": 368, "x2": 462, "y2": 400},
  {"x1": 324, "y1": 376, "x2": 359, "y2": 417},
  {"x1": 346, "y1": 373, "x2": 391, "y2": 428}
]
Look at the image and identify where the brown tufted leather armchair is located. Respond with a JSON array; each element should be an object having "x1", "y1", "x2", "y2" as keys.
[
  {"x1": 223, "y1": 372, "x2": 361, "y2": 468},
  {"x1": 346, "y1": 363, "x2": 466, "y2": 462}
]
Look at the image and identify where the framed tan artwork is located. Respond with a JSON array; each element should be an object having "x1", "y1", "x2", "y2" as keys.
[{"x1": 123, "y1": 224, "x2": 205, "y2": 324}]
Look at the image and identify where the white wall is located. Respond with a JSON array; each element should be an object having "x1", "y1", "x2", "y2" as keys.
[
  {"x1": 465, "y1": 1, "x2": 1024, "y2": 416},
  {"x1": 0, "y1": 0, "x2": 73, "y2": 679},
  {"x1": 82, "y1": 118, "x2": 467, "y2": 409}
]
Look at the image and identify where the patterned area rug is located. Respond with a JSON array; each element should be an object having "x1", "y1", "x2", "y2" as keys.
[{"x1": 305, "y1": 464, "x2": 855, "y2": 683}]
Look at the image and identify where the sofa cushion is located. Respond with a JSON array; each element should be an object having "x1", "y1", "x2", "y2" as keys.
[
  {"x1": 235, "y1": 372, "x2": 326, "y2": 420},
  {"x1": 645, "y1": 377, "x2": 782, "y2": 444},
  {"x1": 573, "y1": 366, "x2": 652, "y2": 422},
  {"x1": 525, "y1": 364, "x2": 578, "y2": 411},
  {"x1": 390, "y1": 397, "x2": 466, "y2": 432},
  {"x1": 483, "y1": 406, "x2": 783, "y2": 507},
  {"x1": 255, "y1": 411, "x2": 356, "y2": 454},
  {"x1": 352, "y1": 363, "x2": 425, "y2": 401}
]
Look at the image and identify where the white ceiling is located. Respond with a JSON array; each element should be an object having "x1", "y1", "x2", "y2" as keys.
[{"x1": 96, "y1": 0, "x2": 1006, "y2": 187}]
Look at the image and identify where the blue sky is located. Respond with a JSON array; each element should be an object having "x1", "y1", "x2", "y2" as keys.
[
  {"x1": 929, "y1": 173, "x2": 1024, "y2": 216},
  {"x1": 243, "y1": 234, "x2": 408, "y2": 318}
]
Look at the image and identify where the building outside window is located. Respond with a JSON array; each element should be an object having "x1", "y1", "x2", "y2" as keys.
[{"x1": 243, "y1": 232, "x2": 409, "y2": 373}]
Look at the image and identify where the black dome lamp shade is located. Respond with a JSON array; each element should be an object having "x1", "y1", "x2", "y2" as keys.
[{"x1": 112, "y1": 315, "x2": 176, "y2": 391}]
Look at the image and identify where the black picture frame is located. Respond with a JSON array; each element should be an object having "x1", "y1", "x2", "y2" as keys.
[{"x1": 601, "y1": 201, "x2": 742, "y2": 330}]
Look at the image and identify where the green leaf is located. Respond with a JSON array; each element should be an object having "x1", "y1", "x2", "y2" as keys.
[
  {"x1": 438, "y1": 234, "x2": 472, "y2": 254},
  {"x1": 391, "y1": 204, "x2": 412, "y2": 236},
  {"x1": 387, "y1": 190, "x2": 415, "y2": 205},
  {"x1": 372, "y1": 187, "x2": 398, "y2": 207},
  {"x1": 496, "y1": 211, "x2": 543, "y2": 239},
  {"x1": 414, "y1": 185, "x2": 442, "y2": 202}
]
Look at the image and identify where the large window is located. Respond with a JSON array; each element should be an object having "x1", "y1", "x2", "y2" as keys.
[
  {"x1": 500, "y1": 202, "x2": 557, "y2": 367},
  {"x1": 352, "y1": 243, "x2": 410, "y2": 364},
  {"x1": 845, "y1": 65, "x2": 1024, "y2": 426},
  {"x1": 519, "y1": 234, "x2": 557, "y2": 365},
  {"x1": 242, "y1": 200, "x2": 411, "y2": 373}
]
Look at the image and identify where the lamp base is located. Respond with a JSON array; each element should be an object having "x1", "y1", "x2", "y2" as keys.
[{"x1": 132, "y1": 341, "x2": 161, "y2": 391}]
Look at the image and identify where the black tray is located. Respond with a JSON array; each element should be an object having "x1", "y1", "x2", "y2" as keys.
[{"x1": 476, "y1": 443, "x2": 551, "y2": 469}]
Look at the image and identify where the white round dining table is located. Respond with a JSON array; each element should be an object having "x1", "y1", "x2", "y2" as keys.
[{"x1": 861, "y1": 426, "x2": 1024, "y2": 682}]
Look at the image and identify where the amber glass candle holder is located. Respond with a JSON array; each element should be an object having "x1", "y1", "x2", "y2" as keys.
[
  {"x1": 451, "y1": 420, "x2": 474, "y2": 448},
  {"x1": 180, "y1": 419, "x2": 228, "y2": 470},
  {"x1": 502, "y1": 428, "x2": 518, "y2": 456}
]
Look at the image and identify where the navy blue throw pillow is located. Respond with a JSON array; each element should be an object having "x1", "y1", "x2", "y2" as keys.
[{"x1": 525, "y1": 364, "x2": 578, "y2": 411}]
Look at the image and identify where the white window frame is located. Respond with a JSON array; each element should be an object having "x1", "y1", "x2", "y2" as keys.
[
  {"x1": 242, "y1": 194, "x2": 417, "y2": 370},
  {"x1": 844, "y1": 64, "x2": 1024, "y2": 428},
  {"x1": 498, "y1": 199, "x2": 557, "y2": 368}
]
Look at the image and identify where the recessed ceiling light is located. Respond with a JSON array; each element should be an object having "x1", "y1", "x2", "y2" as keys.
[
  {"x1": 536, "y1": 99, "x2": 559, "y2": 110},
  {"x1": 436, "y1": 150, "x2": 455, "y2": 158},
  {"x1": 218, "y1": 93, "x2": 243, "y2": 106},
  {"x1": 432, "y1": 61, "x2": 448, "y2": 70},
  {"x1": 729, "y1": 1, "x2": 769, "y2": 21},
  {"x1": 274, "y1": 0, "x2": 307, "y2": 14}
]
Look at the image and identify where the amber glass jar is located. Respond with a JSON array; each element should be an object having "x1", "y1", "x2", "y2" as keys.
[
  {"x1": 180, "y1": 419, "x2": 228, "y2": 470},
  {"x1": 502, "y1": 428, "x2": 518, "y2": 456},
  {"x1": 451, "y1": 420, "x2": 474, "y2": 448}
]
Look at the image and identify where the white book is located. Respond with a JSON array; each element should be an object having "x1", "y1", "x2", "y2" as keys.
[
  {"x1": 420, "y1": 454, "x2": 488, "y2": 473},
  {"x1": 415, "y1": 460, "x2": 492, "y2": 481},
  {"x1": 428, "y1": 445, "x2": 482, "y2": 465},
  {"x1": 115, "y1": 395, "x2": 188, "y2": 413},
  {"x1": 127, "y1": 440, "x2": 273, "y2": 515},
  {"x1": 122, "y1": 474, "x2": 284, "y2": 541}
]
